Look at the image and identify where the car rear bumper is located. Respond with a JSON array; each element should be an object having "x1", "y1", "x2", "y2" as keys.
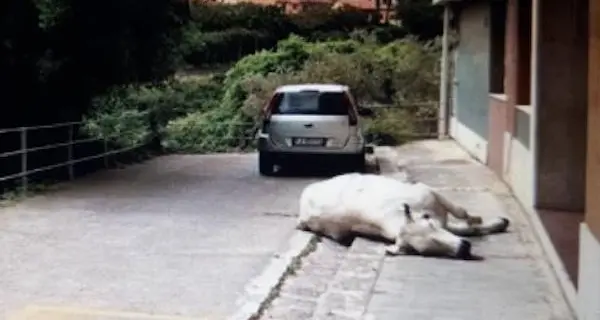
[{"x1": 257, "y1": 133, "x2": 365, "y2": 155}]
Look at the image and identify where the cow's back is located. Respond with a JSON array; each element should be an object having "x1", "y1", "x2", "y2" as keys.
[{"x1": 298, "y1": 173, "x2": 437, "y2": 221}]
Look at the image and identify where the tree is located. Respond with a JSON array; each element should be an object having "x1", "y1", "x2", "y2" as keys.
[{"x1": 394, "y1": 0, "x2": 443, "y2": 39}]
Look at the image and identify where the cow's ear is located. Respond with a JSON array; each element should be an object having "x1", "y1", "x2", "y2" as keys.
[{"x1": 403, "y1": 203, "x2": 414, "y2": 222}]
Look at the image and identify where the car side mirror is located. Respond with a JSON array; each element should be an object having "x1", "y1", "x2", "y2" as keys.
[{"x1": 357, "y1": 107, "x2": 374, "y2": 117}]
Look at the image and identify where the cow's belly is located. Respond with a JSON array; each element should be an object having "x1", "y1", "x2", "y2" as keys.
[
  {"x1": 303, "y1": 210, "x2": 385, "y2": 237},
  {"x1": 299, "y1": 173, "x2": 437, "y2": 229}
]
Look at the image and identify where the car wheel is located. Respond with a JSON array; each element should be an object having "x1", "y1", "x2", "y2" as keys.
[
  {"x1": 356, "y1": 153, "x2": 367, "y2": 173},
  {"x1": 259, "y1": 151, "x2": 275, "y2": 176},
  {"x1": 346, "y1": 153, "x2": 366, "y2": 173}
]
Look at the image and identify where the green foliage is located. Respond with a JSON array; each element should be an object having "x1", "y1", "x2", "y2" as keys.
[
  {"x1": 238, "y1": 35, "x2": 440, "y2": 106},
  {"x1": 83, "y1": 76, "x2": 224, "y2": 149},
  {"x1": 161, "y1": 109, "x2": 247, "y2": 153},
  {"x1": 180, "y1": 3, "x2": 295, "y2": 67},
  {"x1": 394, "y1": 0, "x2": 443, "y2": 39},
  {"x1": 189, "y1": 2, "x2": 292, "y2": 33},
  {"x1": 84, "y1": 32, "x2": 440, "y2": 154},
  {"x1": 179, "y1": 2, "x2": 406, "y2": 69},
  {"x1": 1, "y1": 0, "x2": 188, "y2": 128},
  {"x1": 363, "y1": 108, "x2": 418, "y2": 145},
  {"x1": 236, "y1": 36, "x2": 441, "y2": 146},
  {"x1": 181, "y1": 27, "x2": 279, "y2": 67}
]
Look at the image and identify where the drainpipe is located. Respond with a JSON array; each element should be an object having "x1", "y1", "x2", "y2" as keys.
[{"x1": 438, "y1": 4, "x2": 451, "y2": 139}]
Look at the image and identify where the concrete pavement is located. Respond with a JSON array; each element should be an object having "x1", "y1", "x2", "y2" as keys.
[
  {"x1": 0, "y1": 142, "x2": 575, "y2": 320},
  {"x1": 260, "y1": 140, "x2": 574, "y2": 320},
  {"x1": 0, "y1": 153, "x2": 322, "y2": 319}
]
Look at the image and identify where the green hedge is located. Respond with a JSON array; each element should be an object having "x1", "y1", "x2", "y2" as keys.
[
  {"x1": 189, "y1": 2, "x2": 293, "y2": 34},
  {"x1": 179, "y1": 3, "x2": 407, "y2": 68},
  {"x1": 181, "y1": 27, "x2": 280, "y2": 67}
]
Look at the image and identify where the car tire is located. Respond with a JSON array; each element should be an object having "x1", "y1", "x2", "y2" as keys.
[
  {"x1": 349, "y1": 153, "x2": 366, "y2": 173},
  {"x1": 259, "y1": 151, "x2": 275, "y2": 176}
]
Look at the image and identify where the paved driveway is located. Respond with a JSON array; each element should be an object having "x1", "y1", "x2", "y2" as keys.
[{"x1": 0, "y1": 153, "x2": 321, "y2": 319}]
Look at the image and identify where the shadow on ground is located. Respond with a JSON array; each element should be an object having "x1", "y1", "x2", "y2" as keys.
[{"x1": 269, "y1": 157, "x2": 380, "y2": 178}]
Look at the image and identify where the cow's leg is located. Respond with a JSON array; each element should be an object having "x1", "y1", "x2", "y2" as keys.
[
  {"x1": 296, "y1": 220, "x2": 309, "y2": 231},
  {"x1": 299, "y1": 218, "x2": 354, "y2": 245},
  {"x1": 319, "y1": 220, "x2": 353, "y2": 245},
  {"x1": 433, "y1": 190, "x2": 483, "y2": 225},
  {"x1": 385, "y1": 236, "x2": 410, "y2": 255},
  {"x1": 445, "y1": 217, "x2": 510, "y2": 237},
  {"x1": 382, "y1": 220, "x2": 411, "y2": 255}
]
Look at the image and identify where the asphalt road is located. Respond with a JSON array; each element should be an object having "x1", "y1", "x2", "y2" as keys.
[{"x1": 0, "y1": 153, "x2": 327, "y2": 319}]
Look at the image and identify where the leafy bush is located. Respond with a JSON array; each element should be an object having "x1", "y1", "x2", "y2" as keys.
[
  {"x1": 363, "y1": 108, "x2": 419, "y2": 145},
  {"x1": 181, "y1": 26, "x2": 280, "y2": 67},
  {"x1": 83, "y1": 75, "x2": 224, "y2": 149},
  {"x1": 161, "y1": 110, "x2": 242, "y2": 153},
  {"x1": 188, "y1": 2, "x2": 292, "y2": 34}
]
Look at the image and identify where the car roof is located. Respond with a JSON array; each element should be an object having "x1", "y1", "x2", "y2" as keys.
[{"x1": 275, "y1": 83, "x2": 349, "y2": 93}]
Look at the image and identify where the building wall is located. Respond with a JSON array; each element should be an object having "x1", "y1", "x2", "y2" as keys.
[
  {"x1": 579, "y1": 0, "x2": 600, "y2": 317},
  {"x1": 535, "y1": 0, "x2": 588, "y2": 212},
  {"x1": 449, "y1": 2, "x2": 490, "y2": 163},
  {"x1": 486, "y1": 0, "x2": 535, "y2": 208},
  {"x1": 587, "y1": 0, "x2": 600, "y2": 241},
  {"x1": 487, "y1": 95, "x2": 508, "y2": 176}
]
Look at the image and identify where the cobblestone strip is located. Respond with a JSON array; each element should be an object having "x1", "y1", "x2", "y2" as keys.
[
  {"x1": 230, "y1": 232, "x2": 319, "y2": 320},
  {"x1": 260, "y1": 238, "x2": 387, "y2": 320},
  {"x1": 260, "y1": 239, "x2": 349, "y2": 320},
  {"x1": 312, "y1": 239, "x2": 385, "y2": 320}
]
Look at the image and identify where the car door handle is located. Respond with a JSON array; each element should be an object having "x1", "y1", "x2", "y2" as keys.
[{"x1": 304, "y1": 123, "x2": 313, "y2": 128}]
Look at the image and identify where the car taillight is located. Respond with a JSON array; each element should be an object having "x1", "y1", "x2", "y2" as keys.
[
  {"x1": 262, "y1": 93, "x2": 283, "y2": 133},
  {"x1": 263, "y1": 93, "x2": 283, "y2": 118},
  {"x1": 343, "y1": 93, "x2": 358, "y2": 126}
]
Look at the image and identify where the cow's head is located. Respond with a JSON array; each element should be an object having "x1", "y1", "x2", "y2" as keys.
[{"x1": 399, "y1": 203, "x2": 474, "y2": 260}]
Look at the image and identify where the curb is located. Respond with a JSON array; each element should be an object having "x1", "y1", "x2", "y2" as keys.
[
  {"x1": 515, "y1": 200, "x2": 578, "y2": 318},
  {"x1": 227, "y1": 231, "x2": 319, "y2": 320}
]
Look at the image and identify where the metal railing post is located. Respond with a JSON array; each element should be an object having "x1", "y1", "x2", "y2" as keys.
[
  {"x1": 20, "y1": 127, "x2": 28, "y2": 194},
  {"x1": 67, "y1": 124, "x2": 74, "y2": 180},
  {"x1": 0, "y1": 121, "x2": 139, "y2": 188},
  {"x1": 103, "y1": 138, "x2": 109, "y2": 168}
]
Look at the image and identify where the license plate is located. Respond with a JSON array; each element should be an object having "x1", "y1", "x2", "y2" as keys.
[{"x1": 293, "y1": 137, "x2": 325, "y2": 146}]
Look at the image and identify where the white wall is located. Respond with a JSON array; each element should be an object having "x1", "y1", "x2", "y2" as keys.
[
  {"x1": 449, "y1": 116, "x2": 488, "y2": 163},
  {"x1": 578, "y1": 223, "x2": 600, "y2": 320}
]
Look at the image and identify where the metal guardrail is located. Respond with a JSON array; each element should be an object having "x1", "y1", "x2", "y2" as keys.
[{"x1": 0, "y1": 121, "x2": 144, "y2": 192}]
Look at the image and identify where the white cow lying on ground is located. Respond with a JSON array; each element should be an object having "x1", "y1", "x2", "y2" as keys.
[{"x1": 297, "y1": 173, "x2": 510, "y2": 260}]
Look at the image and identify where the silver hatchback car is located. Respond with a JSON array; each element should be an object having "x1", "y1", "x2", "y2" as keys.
[{"x1": 256, "y1": 83, "x2": 373, "y2": 176}]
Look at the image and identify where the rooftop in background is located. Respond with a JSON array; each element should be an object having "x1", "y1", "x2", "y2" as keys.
[{"x1": 208, "y1": 0, "x2": 385, "y2": 12}]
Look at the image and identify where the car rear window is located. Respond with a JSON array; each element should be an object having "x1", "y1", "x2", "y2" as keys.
[{"x1": 271, "y1": 90, "x2": 352, "y2": 115}]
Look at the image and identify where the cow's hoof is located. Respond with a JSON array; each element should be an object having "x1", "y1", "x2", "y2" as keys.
[
  {"x1": 385, "y1": 244, "x2": 402, "y2": 256},
  {"x1": 455, "y1": 239, "x2": 473, "y2": 260},
  {"x1": 498, "y1": 217, "x2": 510, "y2": 232},
  {"x1": 296, "y1": 221, "x2": 310, "y2": 231}
]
